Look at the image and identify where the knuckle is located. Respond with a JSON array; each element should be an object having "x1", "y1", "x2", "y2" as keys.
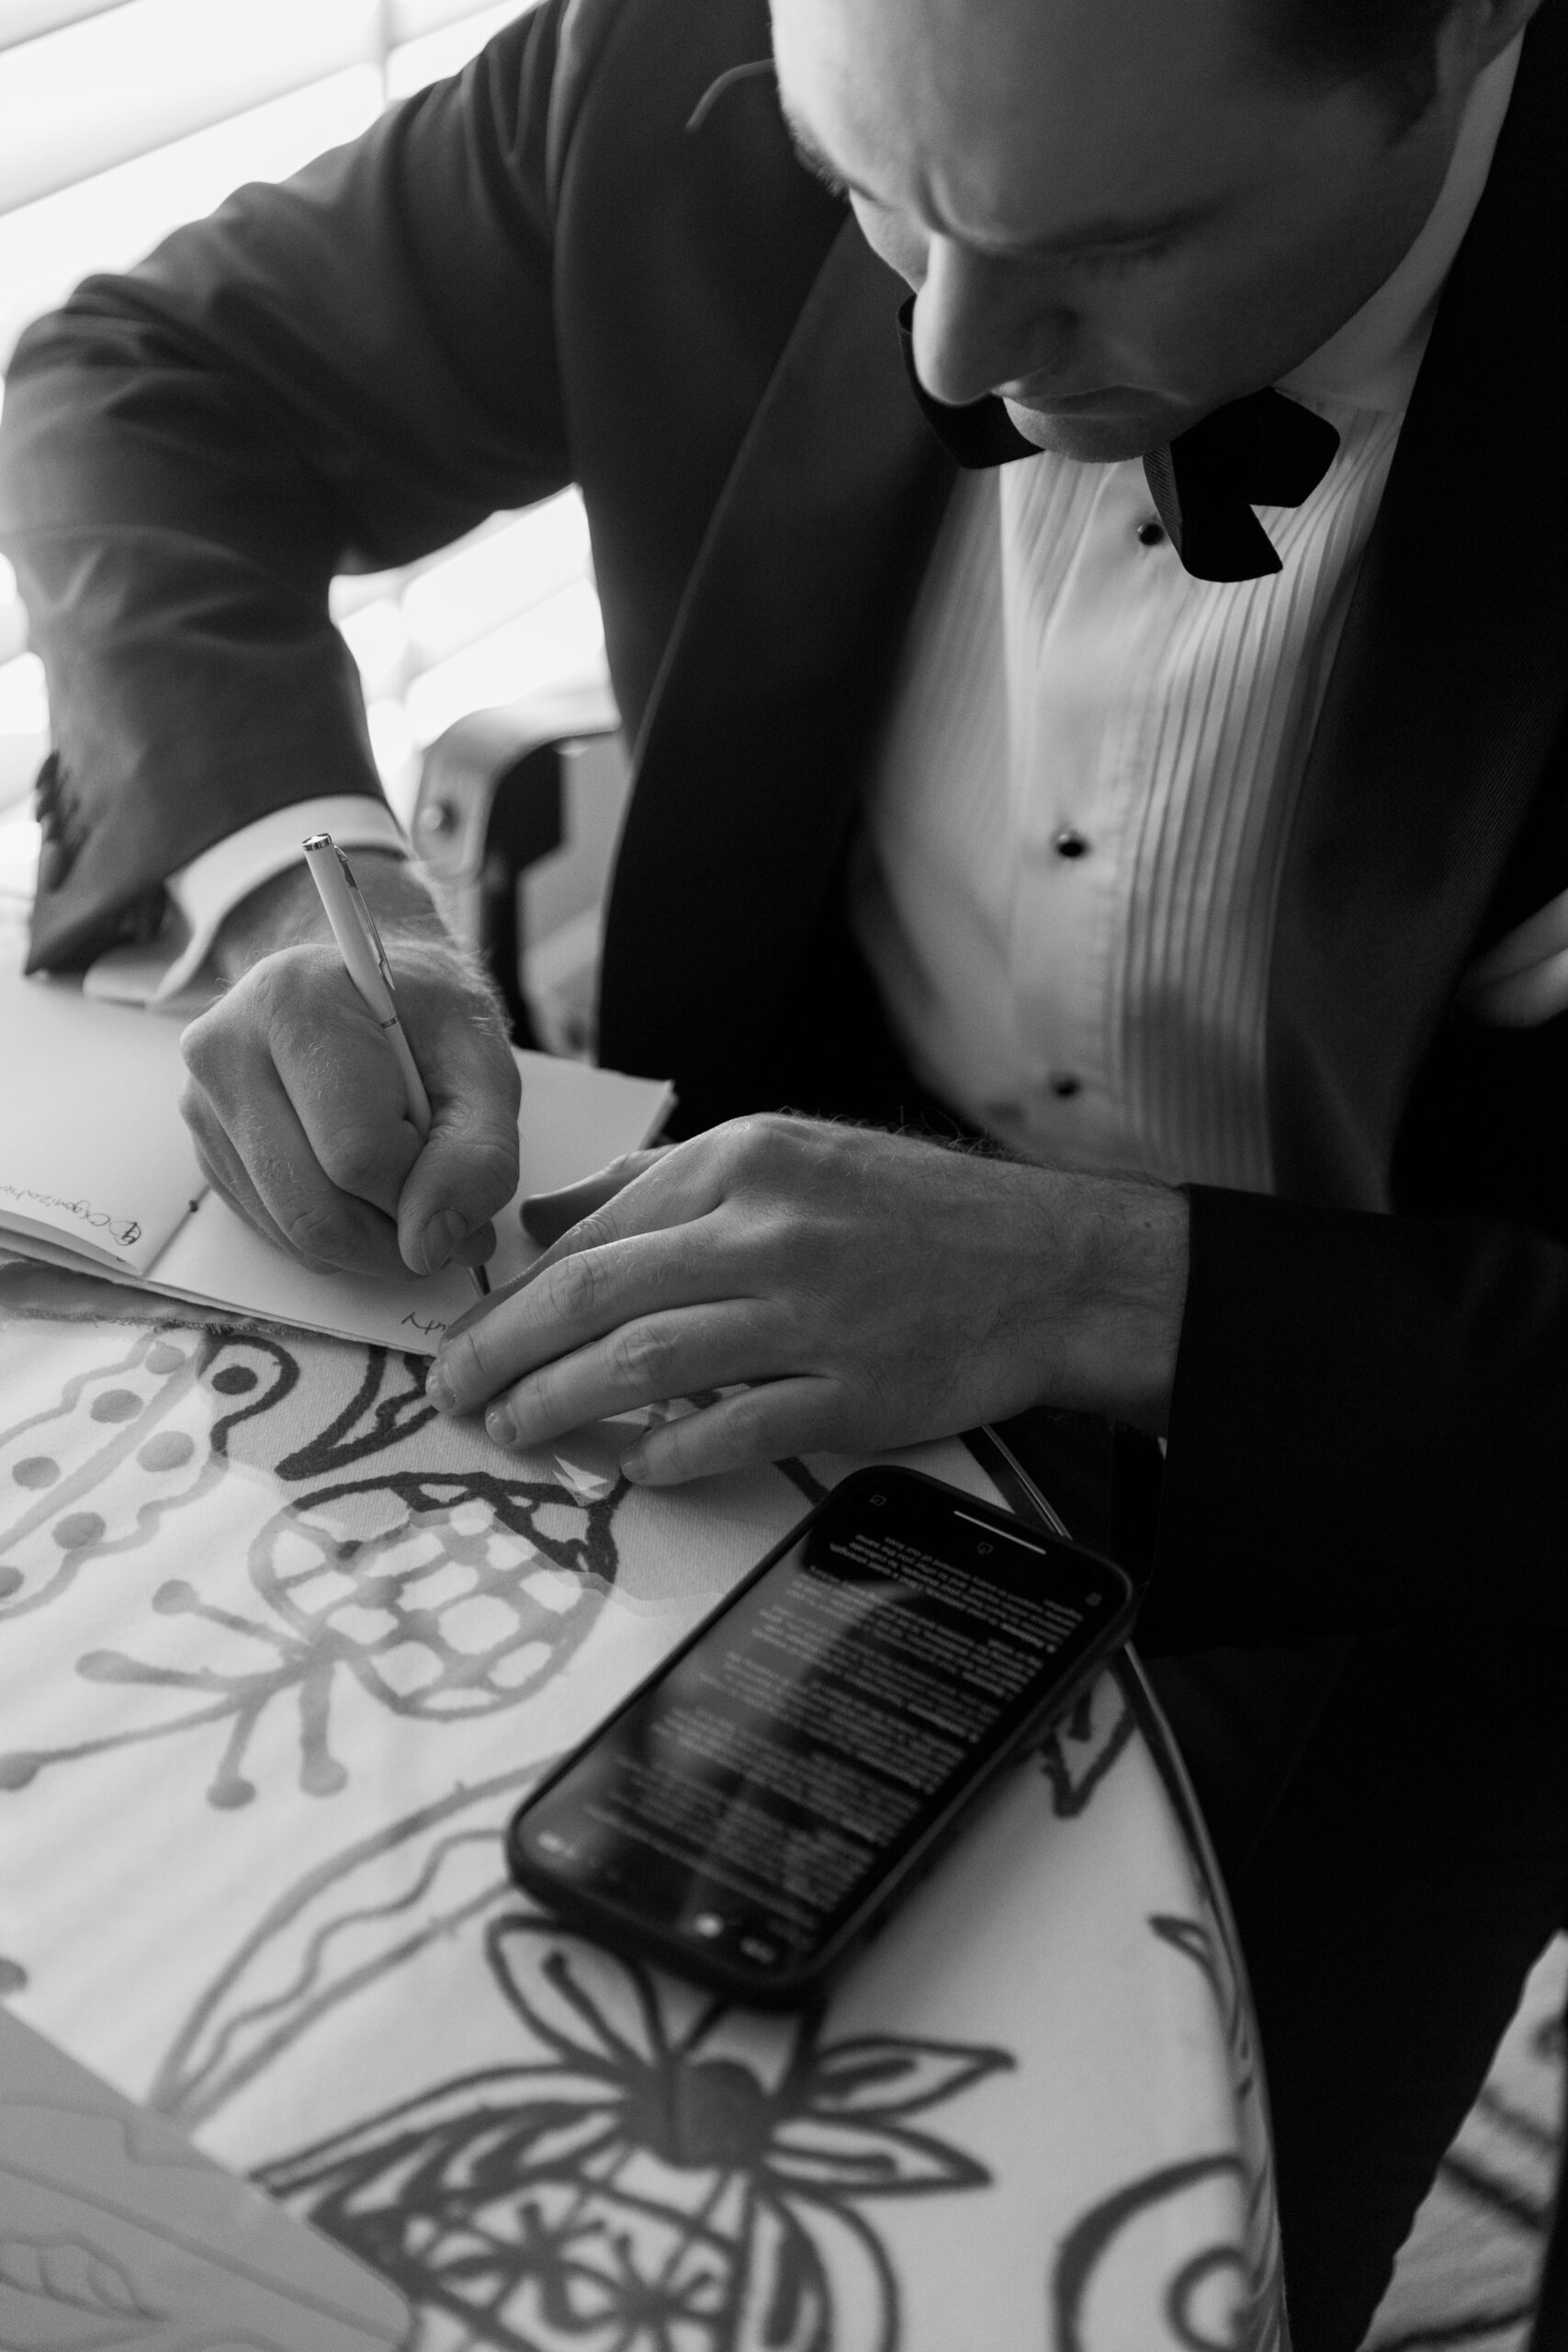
[
  {"x1": 254, "y1": 948, "x2": 354, "y2": 1049},
  {"x1": 281, "y1": 1200, "x2": 355, "y2": 1265},
  {"x1": 609, "y1": 1319, "x2": 675, "y2": 1390},
  {"x1": 716, "y1": 1112, "x2": 812, "y2": 1184},
  {"x1": 243, "y1": 951, "x2": 306, "y2": 1025},
  {"x1": 179, "y1": 1007, "x2": 261, "y2": 1098},
  {"x1": 756, "y1": 1111, "x2": 811, "y2": 1148},
  {"x1": 721, "y1": 1384, "x2": 770, "y2": 1452},
  {"x1": 317, "y1": 1121, "x2": 388, "y2": 1195},
  {"x1": 178, "y1": 1013, "x2": 219, "y2": 1081},
  {"x1": 739, "y1": 1198, "x2": 828, "y2": 1295},
  {"x1": 711, "y1": 1117, "x2": 761, "y2": 1167},
  {"x1": 548, "y1": 1247, "x2": 606, "y2": 1325}
]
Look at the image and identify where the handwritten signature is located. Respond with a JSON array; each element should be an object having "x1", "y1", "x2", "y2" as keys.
[
  {"x1": 0, "y1": 1183, "x2": 141, "y2": 1248},
  {"x1": 400, "y1": 1312, "x2": 448, "y2": 1337}
]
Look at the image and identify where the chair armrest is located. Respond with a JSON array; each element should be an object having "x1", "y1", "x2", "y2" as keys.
[{"x1": 412, "y1": 680, "x2": 620, "y2": 1044}]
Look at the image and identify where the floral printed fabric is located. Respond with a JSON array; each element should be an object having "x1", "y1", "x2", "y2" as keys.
[{"x1": 0, "y1": 1261, "x2": 1283, "y2": 2349}]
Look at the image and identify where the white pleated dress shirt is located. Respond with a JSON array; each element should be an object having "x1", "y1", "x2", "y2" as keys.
[{"x1": 849, "y1": 41, "x2": 1522, "y2": 1193}]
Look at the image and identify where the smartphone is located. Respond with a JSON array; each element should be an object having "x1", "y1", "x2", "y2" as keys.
[{"x1": 506, "y1": 1464, "x2": 1138, "y2": 2004}]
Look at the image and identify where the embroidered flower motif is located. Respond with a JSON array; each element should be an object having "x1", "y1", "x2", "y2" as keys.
[{"x1": 261, "y1": 1915, "x2": 1011, "y2": 2350}]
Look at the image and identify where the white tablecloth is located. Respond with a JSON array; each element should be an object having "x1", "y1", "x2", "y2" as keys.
[{"x1": 0, "y1": 1259, "x2": 1284, "y2": 2348}]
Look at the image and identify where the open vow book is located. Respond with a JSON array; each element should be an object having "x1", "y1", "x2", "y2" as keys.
[
  {"x1": 0, "y1": 2002, "x2": 410, "y2": 2347},
  {"x1": 0, "y1": 951, "x2": 671, "y2": 1353}
]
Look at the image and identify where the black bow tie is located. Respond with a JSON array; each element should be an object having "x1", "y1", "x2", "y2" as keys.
[{"x1": 895, "y1": 302, "x2": 1339, "y2": 583}]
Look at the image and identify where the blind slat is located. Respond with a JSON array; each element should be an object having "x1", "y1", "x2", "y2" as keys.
[
  {"x1": 386, "y1": 0, "x2": 523, "y2": 100},
  {"x1": 0, "y1": 0, "x2": 383, "y2": 213},
  {"x1": 389, "y1": 0, "x2": 503, "y2": 40},
  {"x1": 0, "y1": 68, "x2": 383, "y2": 366},
  {"x1": 0, "y1": 0, "x2": 130, "y2": 59},
  {"x1": 0, "y1": 0, "x2": 502, "y2": 69},
  {"x1": 0, "y1": 0, "x2": 599, "y2": 829}
]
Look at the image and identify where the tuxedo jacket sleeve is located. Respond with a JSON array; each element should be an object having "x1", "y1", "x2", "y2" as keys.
[
  {"x1": 0, "y1": 1, "x2": 576, "y2": 960},
  {"x1": 1, "y1": 0, "x2": 1564, "y2": 1645},
  {"x1": 0, "y1": 0, "x2": 847, "y2": 971},
  {"x1": 1147, "y1": 1182, "x2": 1568, "y2": 1645}
]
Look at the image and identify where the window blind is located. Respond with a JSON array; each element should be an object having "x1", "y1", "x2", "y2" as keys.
[{"x1": 0, "y1": 0, "x2": 604, "y2": 866}]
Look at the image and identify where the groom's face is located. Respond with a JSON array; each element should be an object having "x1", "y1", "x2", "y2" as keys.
[{"x1": 772, "y1": 0, "x2": 1483, "y2": 460}]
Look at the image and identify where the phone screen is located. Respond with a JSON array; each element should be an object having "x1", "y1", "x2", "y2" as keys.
[{"x1": 510, "y1": 1471, "x2": 1132, "y2": 1992}]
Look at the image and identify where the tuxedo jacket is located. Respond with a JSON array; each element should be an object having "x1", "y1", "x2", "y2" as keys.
[{"x1": 2, "y1": 0, "x2": 1564, "y2": 1643}]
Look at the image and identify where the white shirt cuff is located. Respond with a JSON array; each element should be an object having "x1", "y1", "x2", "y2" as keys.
[{"x1": 154, "y1": 796, "x2": 410, "y2": 1002}]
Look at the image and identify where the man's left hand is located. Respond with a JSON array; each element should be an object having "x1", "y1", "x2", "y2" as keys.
[{"x1": 424, "y1": 1114, "x2": 1189, "y2": 1484}]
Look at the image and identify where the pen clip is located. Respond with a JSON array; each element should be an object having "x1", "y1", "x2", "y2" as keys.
[{"x1": 333, "y1": 843, "x2": 400, "y2": 1004}]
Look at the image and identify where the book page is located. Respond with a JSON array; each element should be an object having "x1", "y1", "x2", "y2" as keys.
[
  {"x1": 2, "y1": 924, "x2": 670, "y2": 1351},
  {"x1": 0, "y1": 966, "x2": 197, "y2": 1276},
  {"x1": 127, "y1": 1050, "x2": 671, "y2": 1353},
  {"x1": 0, "y1": 2003, "x2": 410, "y2": 2348}
]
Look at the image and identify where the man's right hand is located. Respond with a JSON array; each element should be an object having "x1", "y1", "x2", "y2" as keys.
[{"x1": 178, "y1": 857, "x2": 521, "y2": 1281}]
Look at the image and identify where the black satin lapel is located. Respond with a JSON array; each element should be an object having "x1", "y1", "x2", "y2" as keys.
[
  {"x1": 1268, "y1": 1, "x2": 1568, "y2": 1207},
  {"x1": 597, "y1": 219, "x2": 953, "y2": 1106}
]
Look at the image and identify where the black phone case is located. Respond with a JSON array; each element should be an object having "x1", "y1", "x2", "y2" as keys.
[{"x1": 505, "y1": 1465, "x2": 1138, "y2": 2007}]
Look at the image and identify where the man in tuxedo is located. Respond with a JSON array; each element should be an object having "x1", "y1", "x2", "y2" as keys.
[{"x1": 4, "y1": 0, "x2": 1567, "y2": 2335}]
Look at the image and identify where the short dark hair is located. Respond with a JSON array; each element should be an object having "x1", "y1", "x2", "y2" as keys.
[{"x1": 1262, "y1": 0, "x2": 1457, "y2": 125}]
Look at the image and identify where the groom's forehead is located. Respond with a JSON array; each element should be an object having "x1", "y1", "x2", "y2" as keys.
[
  {"x1": 770, "y1": 0, "x2": 1268, "y2": 161},
  {"x1": 772, "y1": 0, "x2": 1257, "y2": 96},
  {"x1": 771, "y1": 0, "x2": 1273, "y2": 224}
]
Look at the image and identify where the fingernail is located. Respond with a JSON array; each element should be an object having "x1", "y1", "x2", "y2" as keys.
[
  {"x1": 425, "y1": 1363, "x2": 455, "y2": 1411},
  {"x1": 621, "y1": 1447, "x2": 649, "y2": 1483},
  {"x1": 486, "y1": 1406, "x2": 518, "y2": 1448},
  {"x1": 418, "y1": 1208, "x2": 468, "y2": 1271}
]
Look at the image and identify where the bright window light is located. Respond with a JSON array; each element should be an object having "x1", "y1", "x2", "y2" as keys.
[
  {"x1": 0, "y1": 653, "x2": 47, "y2": 734},
  {"x1": 0, "y1": 557, "x2": 22, "y2": 665},
  {"x1": 401, "y1": 491, "x2": 591, "y2": 663},
  {"x1": 385, "y1": 1, "x2": 526, "y2": 100},
  {"x1": 0, "y1": 0, "x2": 382, "y2": 211},
  {"x1": 0, "y1": 67, "x2": 383, "y2": 366},
  {"x1": 389, "y1": 0, "x2": 507, "y2": 40},
  {"x1": 1, "y1": 3, "x2": 127, "y2": 46},
  {"x1": 0, "y1": 808, "x2": 41, "y2": 898},
  {"x1": 0, "y1": 0, "x2": 612, "y2": 854},
  {"x1": 404, "y1": 578, "x2": 605, "y2": 745}
]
